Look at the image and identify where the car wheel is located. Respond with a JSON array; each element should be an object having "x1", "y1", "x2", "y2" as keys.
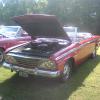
[
  {"x1": 0, "y1": 49, "x2": 4, "y2": 64},
  {"x1": 60, "y1": 61, "x2": 72, "y2": 82}
]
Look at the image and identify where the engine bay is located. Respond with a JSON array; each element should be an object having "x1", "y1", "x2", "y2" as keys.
[{"x1": 10, "y1": 38, "x2": 70, "y2": 58}]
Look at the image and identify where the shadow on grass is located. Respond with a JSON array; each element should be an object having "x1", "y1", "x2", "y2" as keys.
[{"x1": 0, "y1": 56, "x2": 100, "y2": 100}]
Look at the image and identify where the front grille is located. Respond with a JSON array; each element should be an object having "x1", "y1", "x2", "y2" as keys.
[{"x1": 13, "y1": 57, "x2": 41, "y2": 68}]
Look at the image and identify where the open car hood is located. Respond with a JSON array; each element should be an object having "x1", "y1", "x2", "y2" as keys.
[{"x1": 13, "y1": 14, "x2": 70, "y2": 40}]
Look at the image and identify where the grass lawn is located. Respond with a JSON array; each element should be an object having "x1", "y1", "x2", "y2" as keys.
[{"x1": 0, "y1": 49, "x2": 100, "y2": 100}]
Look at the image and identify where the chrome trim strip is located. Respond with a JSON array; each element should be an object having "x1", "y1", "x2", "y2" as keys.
[
  {"x1": 56, "y1": 47, "x2": 78, "y2": 60},
  {"x1": 56, "y1": 39, "x2": 96, "y2": 60},
  {"x1": 7, "y1": 53, "x2": 47, "y2": 60},
  {"x1": 6, "y1": 41, "x2": 30, "y2": 53},
  {"x1": 3, "y1": 62, "x2": 60, "y2": 78}
]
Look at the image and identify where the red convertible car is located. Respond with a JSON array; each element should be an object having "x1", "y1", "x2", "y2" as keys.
[
  {"x1": 0, "y1": 26, "x2": 31, "y2": 63},
  {"x1": 2, "y1": 14, "x2": 100, "y2": 81}
]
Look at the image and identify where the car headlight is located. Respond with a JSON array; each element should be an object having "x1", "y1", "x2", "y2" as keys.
[
  {"x1": 5, "y1": 55, "x2": 16, "y2": 64},
  {"x1": 39, "y1": 59, "x2": 56, "y2": 70}
]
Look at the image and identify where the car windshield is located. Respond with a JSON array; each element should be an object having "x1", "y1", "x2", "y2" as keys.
[
  {"x1": 0, "y1": 27, "x2": 19, "y2": 37},
  {"x1": 63, "y1": 27, "x2": 76, "y2": 32}
]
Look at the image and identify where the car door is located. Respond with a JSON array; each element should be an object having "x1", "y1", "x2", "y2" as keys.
[
  {"x1": 0, "y1": 38, "x2": 19, "y2": 49},
  {"x1": 74, "y1": 38, "x2": 96, "y2": 64},
  {"x1": 1, "y1": 35, "x2": 31, "y2": 50}
]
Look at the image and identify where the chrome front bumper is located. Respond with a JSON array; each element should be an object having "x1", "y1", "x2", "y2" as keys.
[{"x1": 3, "y1": 62, "x2": 61, "y2": 78}]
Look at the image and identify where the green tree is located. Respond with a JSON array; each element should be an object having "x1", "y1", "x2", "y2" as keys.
[
  {"x1": 0, "y1": 0, "x2": 47, "y2": 25},
  {"x1": 45, "y1": 0, "x2": 100, "y2": 34}
]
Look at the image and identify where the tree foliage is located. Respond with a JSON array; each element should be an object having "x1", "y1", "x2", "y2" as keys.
[
  {"x1": 0, "y1": 0, "x2": 47, "y2": 25},
  {"x1": 45, "y1": 0, "x2": 100, "y2": 34},
  {"x1": 0, "y1": 0, "x2": 100, "y2": 34}
]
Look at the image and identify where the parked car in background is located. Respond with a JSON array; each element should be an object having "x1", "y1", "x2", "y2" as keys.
[
  {"x1": 63, "y1": 26, "x2": 78, "y2": 37},
  {"x1": 0, "y1": 26, "x2": 31, "y2": 63},
  {"x1": 63, "y1": 26, "x2": 100, "y2": 46},
  {"x1": 2, "y1": 14, "x2": 100, "y2": 82},
  {"x1": 63, "y1": 26, "x2": 93, "y2": 41},
  {"x1": 0, "y1": 26, "x2": 28, "y2": 38}
]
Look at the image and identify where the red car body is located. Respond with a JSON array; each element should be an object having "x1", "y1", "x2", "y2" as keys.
[
  {"x1": 0, "y1": 26, "x2": 31, "y2": 63},
  {"x1": 0, "y1": 34, "x2": 31, "y2": 50},
  {"x1": 0, "y1": 26, "x2": 31, "y2": 50},
  {"x1": 2, "y1": 14, "x2": 100, "y2": 81}
]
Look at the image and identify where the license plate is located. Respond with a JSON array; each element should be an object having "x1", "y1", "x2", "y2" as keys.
[{"x1": 19, "y1": 71, "x2": 29, "y2": 77}]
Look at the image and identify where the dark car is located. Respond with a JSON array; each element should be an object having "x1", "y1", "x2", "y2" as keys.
[{"x1": 2, "y1": 14, "x2": 100, "y2": 81}]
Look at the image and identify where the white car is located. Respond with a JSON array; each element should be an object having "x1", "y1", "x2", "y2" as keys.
[
  {"x1": 0, "y1": 26, "x2": 28, "y2": 38},
  {"x1": 63, "y1": 26, "x2": 92, "y2": 42}
]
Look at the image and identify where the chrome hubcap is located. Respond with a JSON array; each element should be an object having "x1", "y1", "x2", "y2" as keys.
[
  {"x1": 63, "y1": 63, "x2": 70, "y2": 79},
  {"x1": 92, "y1": 49, "x2": 96, "y2": 58},
  {"x1": 0, "y1": 51, "x2": 3, "y2": 63}
]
